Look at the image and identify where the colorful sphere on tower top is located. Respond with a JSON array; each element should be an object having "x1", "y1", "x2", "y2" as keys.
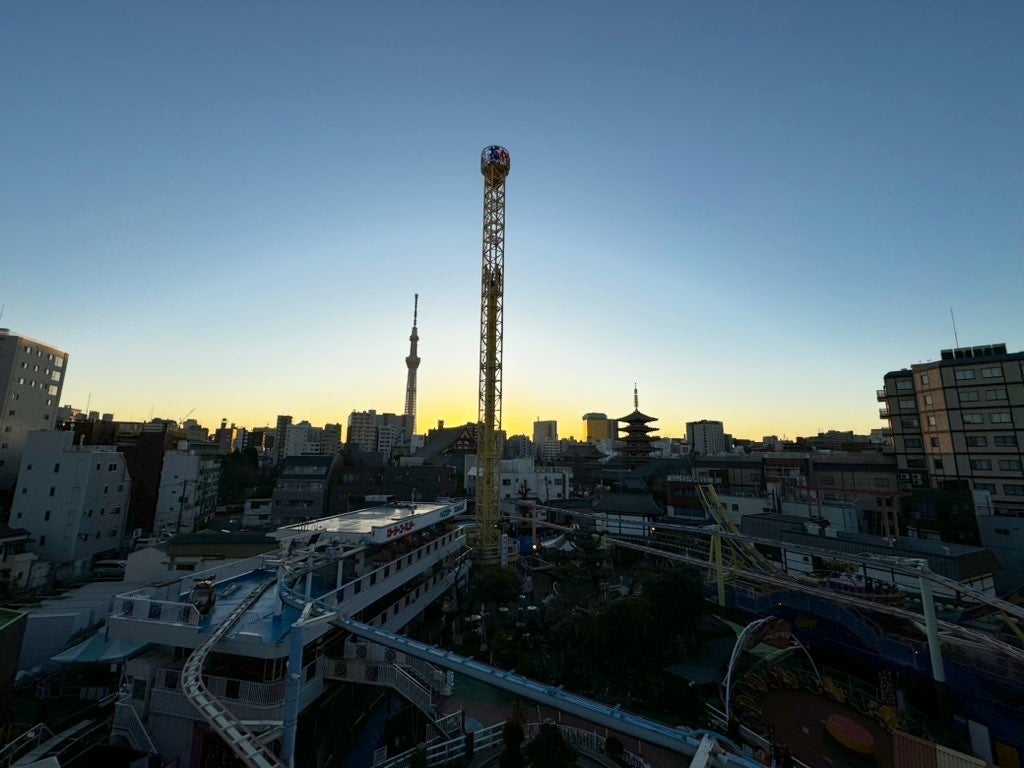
[{"x1": 481, "y1": 145, "x2": 511, "y2": 176}]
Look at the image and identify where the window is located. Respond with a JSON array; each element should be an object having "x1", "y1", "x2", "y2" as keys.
[
  {"x1": 905, "y1": 438, "x2": 922, "y2": 448},
  {"x1": 924, "y1": 395, "x2": 933, "y2": 405},
  {"x1": 55, "y1": 356, "x2": 63, "y2": 368},
  {"x1": 899, "y1": 399, "x2": 916, "y2": 409},
  {"x1": 53, "y1": 463, "x2": 59, "y2": 473},
  {"x1": 44, "y1": 510, "x2": 51, "y2": 521},
  {"x1": 7, "y1": 410, "x2": 13, "y2": 417},
  {"x1": 955, "y1": 369, "x2": 976, "y2": 381},
  {"x1": 1005, "y1": 485, "x2": 1024, "y2": 496},
  {"x1": 17, "y1": 378, "x2": 24, "y2": 385},
  {"x1": 986, "y1": 389, "x2": 1008, "y2": 401},
  {"x1": 39, "y1": 535, "x2": 46, "y2": 546},
  {"x1": 928, "y1": 415, "x2": 937, "y2": 426},
  {"x1": 902, "y1": 418, "x2": 919, "y2": 428},
  {"x1": 930, "y1": 437, "x2": 940, "y2": 448},
  {"x1": 999, "y1": 460, "x2": 1022, "y2": 471},
  {"x1": 920, "y1": 373, "x2": 930, "y2": 385},
  {"x1": 975, "y1": 483, "x2": 996, "y2": 492},
  {"x1": 960, "y1": 391, "x2": 980, "y2": 403},
  {"x1": 896, "y1": 380, "x2": 914, "y2": 391},
  {"x1": 820, "y1": 476, "x2": 835, "y2": 485},
  {"x1": 907, "y1": 458, "x2": 925, "y2": 468},
  {"x1": 967, "y1": 436, "x2": 988, "y2": 448},
  {"x1": 934, "y1": 458, "x2": 944, "y2": 470},
  {"x1": 991, "y1": 413, "x2": 1012, "y2": 424},
  {"x1": 994, "y1": 528, "x2": 1010, "y2": 536},
  {"x1": 971, "y1": 459, "x2": 992, "y2": 470},
  {"x1": 981, "y1": 367, "x2": 1003, "y2": 379},
  {"x1": 963, "y1": 414, "x2": 984, "y2": 424},
  {"x1": 48, "y1": 486, "x2": 55, "y2": 496},
  {"x1": 874, "y1": 478, "x2": 891, "y2": 488},
  {"x1": 108, "y1": 463, "x2": 117, "y2": 471},
  {"x1": 995, "y1": 436, "x2": 1018, "y2": 447}
]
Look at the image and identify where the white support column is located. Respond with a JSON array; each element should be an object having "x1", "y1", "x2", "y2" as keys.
[{"x1": 919, "y1": 574, "x2": 946, "y2": 683}]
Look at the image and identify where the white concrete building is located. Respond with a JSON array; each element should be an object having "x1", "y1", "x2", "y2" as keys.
[
  {"x1": 465, "y1": 456, "x2": 571, "y2": 502},
  {"x1": 0, "y1": 330, "x2": 68, "y2": 489},
  {"x1": 10, "y1": 431, "x2": 130, "y2": 574},
  {"x1": 686, "y1": 419, "x2": 726, "y2": 455}
]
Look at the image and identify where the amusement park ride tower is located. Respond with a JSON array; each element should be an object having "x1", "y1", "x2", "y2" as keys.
[{"x1": 474, "y1": 146, "x2": 511, "y2": 565}]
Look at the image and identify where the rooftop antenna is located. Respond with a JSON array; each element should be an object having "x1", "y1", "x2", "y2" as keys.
[
  {"x1": 0, "y1": 304, "x2": 5, "y2": 323},
  {"x1": 950, "y1": 306, "x2": 960, "y2": 348}
]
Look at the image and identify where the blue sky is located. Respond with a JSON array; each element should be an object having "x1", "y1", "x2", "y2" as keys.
[{"x1": 2, "y1": 2, "x2": 1022, "y2": 440}]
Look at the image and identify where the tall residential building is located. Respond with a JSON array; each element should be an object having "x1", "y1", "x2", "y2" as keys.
[
  {"x1": 282, "y1": 421, "x2": 343, "y2": 458},
  {"x1": 347, "y1": 410, "x2": 409, "y2": 454},
  {"x1": 153, "y1": 440, "x2": 222, "y2": 535},
  {"x1": 880, "y1": 343, "x2": 1024, "y2": 517},
  {"x1": 404, "y1": 294, "x2": 421, "y2": 437},
  {"x1": 0, "y1": 330, "x2": 68, "y2": 489},
  {"x1": 532, "y1": 419, "x2": 559, "y2": 463},
  {"x1": 9, "y1": 431, "x2": 130, "y2": 572},
  {"x1": 274, "y1": 414, "x2": 293, "y2": 464},
  {"x1": 687, "y1": 419, "x2": 726, "y2": 456},
  {"x1": 582, "y1": 412, "x2": 617, "y2": 443}
]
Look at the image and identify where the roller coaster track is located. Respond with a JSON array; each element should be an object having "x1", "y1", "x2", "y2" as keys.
[{"x1": 181, "y1": 575, "x2": 286, "y2": 768}]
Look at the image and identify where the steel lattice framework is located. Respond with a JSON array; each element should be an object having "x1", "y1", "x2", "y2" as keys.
[{"x1": 475, "y1": 146, "x2": 510, "y2": 560}]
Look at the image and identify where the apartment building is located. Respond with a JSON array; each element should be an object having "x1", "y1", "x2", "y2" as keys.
[
  {"x1": 880, "y1": 344, "x2": 1024, "y2": 517},
  {"x1": 0, "y1": 330, "x2": 68, "y2": 489},
  {"x1": 9, "y1": 431, "x2": 130, "y2": 573},
  {"x1": 686, "y1": 419, "x2": 726, "y2": 456}
]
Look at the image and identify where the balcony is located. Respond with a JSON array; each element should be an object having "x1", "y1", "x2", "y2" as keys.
[
  {"x1": 879, "y1": 408, "x2": 891, "y2": 419},
  {"x1": 876, "y1": 389, "x2": 887, "y2": 402}
]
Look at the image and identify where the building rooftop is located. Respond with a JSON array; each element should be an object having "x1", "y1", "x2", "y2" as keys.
[{"x1": 274, "y1": 500, "x2": 464, "y2": 544}]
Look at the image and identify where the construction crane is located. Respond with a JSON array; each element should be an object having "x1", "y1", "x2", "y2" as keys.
[
  {"x1": 474, "y1": 146, "x2": 511, "y2": 565},
  {"x1": 178, "y1": 407, "x2": 196, "y2": 427}
]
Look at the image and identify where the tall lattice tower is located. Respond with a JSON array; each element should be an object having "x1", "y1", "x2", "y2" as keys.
[
  {"x1": 475, "y1": 145, "x2": 510, "y2": 563},
  {"x1": 403, "y1": 293, "x2": 420, "y2": 439}
]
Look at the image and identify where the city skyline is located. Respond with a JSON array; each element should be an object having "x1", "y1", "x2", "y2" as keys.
[{"x1": 3, "y1": 3, "x2": 1022, "y2": 440}]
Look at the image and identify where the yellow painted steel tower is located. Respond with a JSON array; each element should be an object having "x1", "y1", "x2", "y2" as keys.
[{"x1": 474, "y1": 145, "x2": 510, "y2": 565}]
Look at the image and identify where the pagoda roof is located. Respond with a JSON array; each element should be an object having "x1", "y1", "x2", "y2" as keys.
[{"x1": 617, "y1": 410, "x2": 657, "y2": 423}]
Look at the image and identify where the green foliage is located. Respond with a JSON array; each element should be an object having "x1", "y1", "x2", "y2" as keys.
[
  {"x1": 499, "y1": 721, "x2": 526, "y2": 768},
  {"x1": 467, "y1": 568, "x2": 521, "y2": 608},
  {"x1": 524, "y1": 723, "x2": 576, "y2": 767},
  {"x1": 219, "y1": 449, "x2": 260, "y2": 503}
]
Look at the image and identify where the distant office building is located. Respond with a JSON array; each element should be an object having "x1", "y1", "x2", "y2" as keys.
[
  {"x1": 687, "y1": 420, "x2": 726, "y2": 456},
  {"x1": 532, "y1": 419, "x2": 559, "y2": 463},
  {"x1": 153, "y1": 440, "x2": 222, "y2": 535},
  {"x1": 0, "y1": 330, "x2": 68, "y2": 489},
  {"x1": 10, "y1": 431, "x2": 130, "y2": 573},
  {"x1": 505, "y1": 434, "x2": 533, "y2": 459},
  {"x1": 582, "y1": 413, "x2": 617, "y2": 443},
  {"x1": 182, "y1": 419, "x2": 210, "y2": 445},
  {"x1": 274, "y1": 414, "x2": 293, "y2": 464},
  {"x1": 465, "y1": 456, "x2": 571, "y2": 502},
  {"x1": 281, "y1": 420, "x2": 343, "y2": 458},
  {"x1": 347, "y1": 410, "x2": 410, "y2": 454},
  {"x1": 214, "y1": 419, "x2": 240, "y2": 455},
  {"x1": 880, "y1": 343, "x2": 1024, "y2": 518}
]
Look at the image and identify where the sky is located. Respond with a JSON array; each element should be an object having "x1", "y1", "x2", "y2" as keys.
[{"x1": 2, "y1": 2, "x2": 1022, "y2": 442}]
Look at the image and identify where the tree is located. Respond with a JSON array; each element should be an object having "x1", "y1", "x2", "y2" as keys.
[
  {"x1": 499, "y1": 721, "x2": 525, "y2": 768},
  {"x1": 467, "y1": 568, "x2": 521, "y2": 609},
  {"x1": 524, "y1": 723, "x2": 576, "y2": 767}
]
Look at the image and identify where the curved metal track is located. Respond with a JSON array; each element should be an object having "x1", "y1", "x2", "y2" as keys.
[{"x1": 181, "y1": 575, "x2": 285, "y2": 768}]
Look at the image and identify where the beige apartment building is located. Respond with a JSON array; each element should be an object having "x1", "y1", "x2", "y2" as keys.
[{"x1": 879, "y1": 343, "x2": 1024, "y2": 517}]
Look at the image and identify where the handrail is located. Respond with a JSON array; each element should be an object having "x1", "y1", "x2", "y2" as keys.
[{"x1": 113, "y1": 701, "x2": 157, "y2": 754}]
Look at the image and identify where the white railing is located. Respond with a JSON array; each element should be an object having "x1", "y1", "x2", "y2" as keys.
[
  {"x1": 430, "y1": 709, "x2": 463, "y2": 741},
  {"x1": 323, "y1": 531, "x2": 466, "y2": 614},
  {"x1": 113, "y1": 701, "x2": 157, "y2": 754},
  {"x1": 377, "y1": 720, "x2": 506, "y2": 768},
  {"x1": 523, "y1": 722, "x2": 650, "y2": 768},
  {"x1": 0, "y1": 723, "x2": 53, "y2": 768}
]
